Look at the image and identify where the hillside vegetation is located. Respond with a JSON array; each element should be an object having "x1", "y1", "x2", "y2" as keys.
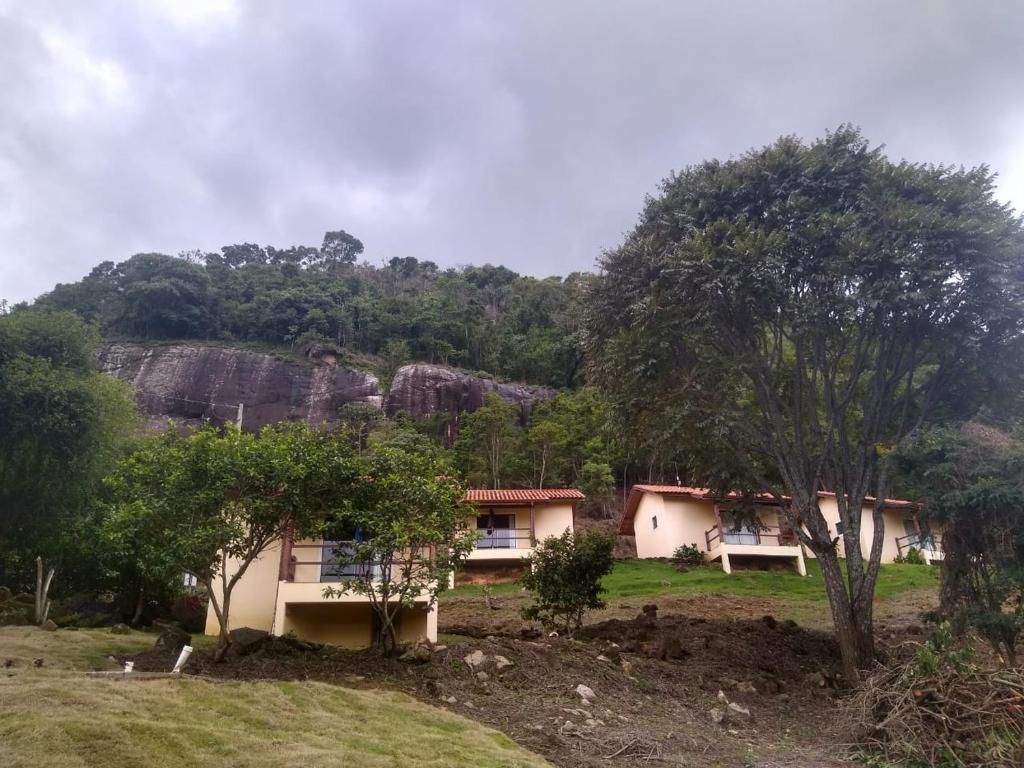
[{"x1": 34, "y1": 233, "x2": 586, "y2": 389}]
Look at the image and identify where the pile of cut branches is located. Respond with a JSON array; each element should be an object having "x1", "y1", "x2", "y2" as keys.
[{"x1": 848, "y1": 661, "x2": 1024, "y2": 767}]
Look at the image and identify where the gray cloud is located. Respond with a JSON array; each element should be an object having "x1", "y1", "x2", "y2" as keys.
[{"x1": 2, "y1": 0, "x2": 1023, "y2": 303}]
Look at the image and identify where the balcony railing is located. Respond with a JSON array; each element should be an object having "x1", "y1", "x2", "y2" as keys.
[
  {"x1": 705, "y1": 524, "x2": 799, "y2": 550},
  {"x1": 895, "y1": 533, "x2": 942, "y2": 559},
  {"x1": 475, "y1": 527, "x2": 534, "y2": 550},
  {"x1": 286, "y1": 542, "x2": 390, "y2": 583}
]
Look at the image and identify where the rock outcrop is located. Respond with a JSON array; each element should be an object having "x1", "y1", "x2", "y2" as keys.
[
  {"x1": 99, "y1": 343, "x2": 381, "y2": 431},
  {"x1": 386, "y1": 363, "x2": 554, "y2": 441}
]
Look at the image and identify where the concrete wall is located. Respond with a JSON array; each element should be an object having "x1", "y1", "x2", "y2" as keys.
[
  {"x1": 807, "y1": 498, "x2": 939, "y2": 564},
  {"x1": 278, "y1": 603, "x2": 433, "y2": 648},
  {"x1": 203, "y1": 541, "x2": 281, "y2": 636},
  {"x1": 534, "y1": 502, "x2": 575, "y2": 541},
  {"x1": 633, "y1": 495, "x2": 717, "y2": 558}
]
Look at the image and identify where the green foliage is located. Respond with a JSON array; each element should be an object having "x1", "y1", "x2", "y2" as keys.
[
  {"x1": 893, "y1": 424, "x2": 1024, "y2": 664},
  {"x1": 912, "y1": 622, "x2": 975, "y2": 677},
  {"x1": 895, "y1": 548, "x2": 926, "y2": 566},
  {"x1": 0, "y1": 310, "x2": 139, "y2": 591},
  {"x1": 671, "y1": 543, "x2": 704, "y2": 568},
  {"x1": 105, "y1": 422, "x2": 358, "y2": 648},
  {"x1": 38, "y1": 234, "x2": 586, "y2": 389},
  {"x1": 519, "y1": 530, "x2": 615, "y2": 636},
  {"x1": 453, "y1": 393, "x2": 523, "y2": 488},
  {"x1": 321, "y1": 447, "x2": 476, "y2": 654}
]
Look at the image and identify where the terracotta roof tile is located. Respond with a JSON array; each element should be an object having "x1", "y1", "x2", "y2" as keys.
[{"x1": 465, "y1": 488, "x2": 585, "y2": 503}]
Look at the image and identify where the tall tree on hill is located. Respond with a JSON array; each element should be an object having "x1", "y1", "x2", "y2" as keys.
[
  {"x1": 0, "y1": 310, "x2": 139, "y2": 590},
  {"x1": 585, "y1": 127, "x2": 1024, "y2": 680}
]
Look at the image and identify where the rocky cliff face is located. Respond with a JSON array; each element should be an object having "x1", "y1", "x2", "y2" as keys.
[
  {"x1": 386, "y1": 363, "x2": 554, "y2": 441},
  {"x1": 99, "y1": 343, "x2": 381, "y2": 432},
  {"x1": 99, "y1": 346, "x2": 554, "y2": 436}
]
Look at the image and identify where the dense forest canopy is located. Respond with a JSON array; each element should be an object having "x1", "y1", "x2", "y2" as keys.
[{"x1": 32, "y1": 230, "x2": 588, "y2": 389}]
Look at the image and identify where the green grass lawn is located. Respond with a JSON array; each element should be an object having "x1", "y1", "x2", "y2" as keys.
[
  {"x1": 445, "y1": 558, "x2": 939, "y2": 603},
  {"x1": 0, "y1": 627, "x2": 550, "y2": 768}
]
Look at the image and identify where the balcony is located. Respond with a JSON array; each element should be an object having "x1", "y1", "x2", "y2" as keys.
[
  {"x1": 466, "y1": 527, "x2": 535, "y2": 561},
  {"x1": 895, "y1": 534, "x2": 943, "y2": 564},
  {"x1": 704, "y1": 524, "x2": 806, "y2": 576}
]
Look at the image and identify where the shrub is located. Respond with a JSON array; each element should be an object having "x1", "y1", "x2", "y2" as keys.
[
  {"x1": 895, "y1": 547, "x2": 926, "y2": 565},
  {"x1": 520, "y1": 530, "x2": 615, "y2": 637},
  {"x1": 671, "y1": 543, "x2": 704, "y2": 568}
]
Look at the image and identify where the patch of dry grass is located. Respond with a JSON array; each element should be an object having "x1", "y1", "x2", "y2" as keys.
[{"x1": 0, "y1": 627, "x2": 550, "y2": 768}]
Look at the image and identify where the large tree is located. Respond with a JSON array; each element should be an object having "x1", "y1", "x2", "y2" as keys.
[
  {"x1": 586, "y1": 128, "x2": 1024, "y2": 679},
  {"x1": 0, "y1": 309, "x2": 139, "y2": 591},
  {"x1": 322, "y1": 447, "x2": 475, "y2": 654},
  {"x1": 106, "y1": 422, "x2": 357, "y2": 657}
]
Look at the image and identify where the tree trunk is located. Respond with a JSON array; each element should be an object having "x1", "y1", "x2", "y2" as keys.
[
  {"x1": 816, "y1": 548, "x2": 861, "y2": 683},
  {"x1": 131, "y1": 589, "x2": 145, "y2": 626},
  {"x1": 215, "y1": 590, "x2": 232, "y2": 661}
]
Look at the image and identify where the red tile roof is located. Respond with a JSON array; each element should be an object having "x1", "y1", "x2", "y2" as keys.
[
  {"x1": 465, "y1": 488, "x2": 585, "y2": 503},
  {"x1": 618, "y1": 485, "x2": 916, "y2": 534}
]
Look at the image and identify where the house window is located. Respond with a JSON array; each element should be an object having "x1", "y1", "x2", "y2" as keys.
[
  {"x1": 477, "y1": 513, "x2": 515, "y2": 549},
  {"x1": 652, "y1": 515, "x2": 658, "y2": 530},
  {"x1": 721, "y1": 511, "x2": 760, "y2": 545},
  {"x1": 320, "y1": 539, "x2": 382, "y2": 583}
]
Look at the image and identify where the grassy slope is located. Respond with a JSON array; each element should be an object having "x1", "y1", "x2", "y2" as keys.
[
  {"x1": 0, "y1": 627, "x2": 549, "y2": 768},
  {"x1": 447, "y1": 559, "x2": 939, "y2": 602}
]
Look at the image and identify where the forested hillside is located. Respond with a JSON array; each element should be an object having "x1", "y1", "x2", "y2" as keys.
[{"x1": 35, "y1": 230, "x2": 587, "y2": 389}]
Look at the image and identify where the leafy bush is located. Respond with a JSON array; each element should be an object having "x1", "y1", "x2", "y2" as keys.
[
  {"x1": 895, "y1": 547, "x2": 926, "y2": 565},
  {"x1": 520, "y1": 530, "x2": 615, "y2": 637},
  {"x1": 913, "y1": 622, "x2": 974, "y2": 676},
  {"x1": 671, "y1": 543, "x2": 704, "y2": 568}
]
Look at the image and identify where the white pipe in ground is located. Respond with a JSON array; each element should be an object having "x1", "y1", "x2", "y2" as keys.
[{"x1": 172, "y1": 645, "x2": 193, "y2": 674}]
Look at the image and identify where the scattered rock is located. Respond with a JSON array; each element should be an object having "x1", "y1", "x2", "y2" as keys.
[
  {"x1": 40, "y1": 620, "x2": 58, "y2": 631},
  {"x1": 475, "y1": 671, "x2": 490, "y2": 682},
  {"x1": 576, "y1": 684, "x2": 596, "y2": 703},
  {"x1": 736, "y1": 680, "x2": 758, "y2": 695},
  {"x1": 110, "y1": 623, "x2": 131, "y2": 635},
  {"x1": 548, "y1": 631, "x2": 559, "y2": 638},
  {"x1": 710, "y1": 707, "x2": 726, "y2": 724},
  {"x1": 620, "y1": 660, "x2": 633, "y2": 675},
  {"x1": 399, "y1": 645, "x2": 432, "y2": 664},
  {"x1": 596, "y1": 654, "x2": 611, "y2": 662},
  {"x1": 464, "y1": 650, "x2": 486, "y2": 668},
  {"x1": 153, "y1": 622, "x2": 191, "y2": 654},
  {"x1": 228, "y1": 627, "x2": 270, "y2": 656},
  {"x1": 432, "y1": 644, "x2": 448, "y2": 653},
  {"x1": 804, "y1": 671, "x2": 828, "y2": 688},
  {"x1": 651, "y1": 634, "x2": 689, "y2": 661},
  {"x1": 493, "y1": 655, "x2": 513, "y2": 670},
  {"x1": 717, "y1": 690, "x2": 729, "y2": 704},
  {"x1": 727, "y1": 702, "x2": 752, "y2": 719},
  {"x1": 440, "y1": 695, "x2": 457, "y2": 704}
]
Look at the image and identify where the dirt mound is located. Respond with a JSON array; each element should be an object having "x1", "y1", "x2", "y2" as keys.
[{"x1": 133, "y1": 612, "x2": 848, "y2": 767}]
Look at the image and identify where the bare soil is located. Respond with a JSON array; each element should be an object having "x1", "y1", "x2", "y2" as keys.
[{"x1": 132, "y1": 607, "x2": 879, "y2": 767}]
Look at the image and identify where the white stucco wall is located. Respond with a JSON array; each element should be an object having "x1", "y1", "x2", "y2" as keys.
[
  {"x1": 633, "y1": 495, "x2": 717, "y2": 558},
  {"x1": 203, "y1": 541, "x2": 281, "y2": 635}
]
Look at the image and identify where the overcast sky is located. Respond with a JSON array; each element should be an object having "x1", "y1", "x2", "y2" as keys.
[{"x1": 2, "y1": 1, "x2": 1023, "y2": 304}]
